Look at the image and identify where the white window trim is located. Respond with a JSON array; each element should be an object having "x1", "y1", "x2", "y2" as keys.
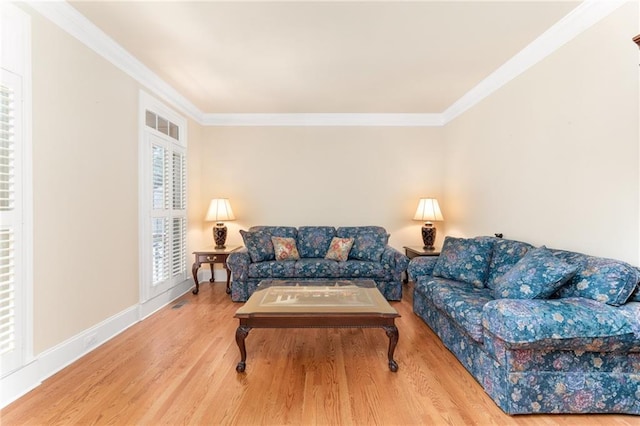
[
  {"x1": 0, "y1": 2, "x2": 33, "y2": 378},
  {"x1": 138, "y1": 91, "x2": 188, "y2": 304}
]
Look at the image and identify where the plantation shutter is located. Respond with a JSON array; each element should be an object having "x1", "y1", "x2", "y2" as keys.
[
  {"x1": 0, "y1": 78, "x2": 22, "y2": 373},
  {"x1": 144, "y1": 106, "x2": 187, "y2": 299}
]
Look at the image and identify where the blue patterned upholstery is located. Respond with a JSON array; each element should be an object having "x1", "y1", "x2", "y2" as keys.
[
  {"x1": 228, "y1": 226, "x2": 408, "y2": 302},
  {"x1": 492, "y1": 247, "x2": 577, "y2": 300},
  {"x1": 294, "y1": 259, "x2": 340, "y2": 278},
  {"x1": 409, "y1": 235, "x2": 640, "y2": 415},
  {"x1": 433, "y1": 236, "x2": 495, "y2": 288},
  {"x1": 486, "y1": 239, "x2": 533, "y2": 289},
  {"x1": 336, "y1": 226, "x2": 388, "y2": 262},
  {"x1": 555, "y1": 255, "x2": 639, "y2": 306},
  {"x1": 297, "y1": 226, "x2": 336, "y2": 258}
]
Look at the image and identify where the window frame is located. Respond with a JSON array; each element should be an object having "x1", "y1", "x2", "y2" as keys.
[{"x1": 138, "y1": 92, "x2": 188, "y2": 303}]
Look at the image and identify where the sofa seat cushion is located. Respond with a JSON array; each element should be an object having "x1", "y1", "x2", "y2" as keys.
[
  {"x1": 297, "y1": 226, "x2": 336, "y2": 258},
  {"x1": 433, "y1": 236, "x2": 495, "y2": 288},
  {"x1": 429, "y1": 282, "x2": 495, "y2": 343},
  {"x1": 414, "y1": 276, "x2": 471, "y2": 300},
  {"x1": 482, "y1": 298, "x2": 639, "y2": 351},
  {"x1": 248, "y1": 261, "x2": 296, "y2": 278},
  {"x1": 336, "y1": 226, "x2": 388, "y2": 262},
  {"x1": 293, "y1": 259, "x2": 340, "y2": 278},
  {"x1": 555, "y1": 255, "x2": 640, "y2": 306},
  {"x1": 485, "y1": 239, "x2": 533, "y2": 289},
  {"x1": 338, "y1": 260, "x2": 386, "y2": 279}
]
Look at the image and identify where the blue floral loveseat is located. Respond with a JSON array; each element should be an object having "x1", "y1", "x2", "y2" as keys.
[
  {"x1": 227, "y1": 226, "x2": 409, "y2": 302},
  {"x1": 408, "y1": 236, "x2": 640, "y2": 415}
]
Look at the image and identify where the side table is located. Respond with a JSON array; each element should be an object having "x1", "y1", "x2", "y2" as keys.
[
  {"x1": 403, "y1": 246, "x2": 441, "y2": 283},
  {"x1": 192, "y1": 246, "x2": 240, "y2": 295}
]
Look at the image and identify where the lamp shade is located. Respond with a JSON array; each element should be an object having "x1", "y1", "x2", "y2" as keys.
[
  {"x1": 205, "y1": 198, "x2": 236, "y2": 222},
  {"x1": 413, "y1": 198, "x2": 443, "y2": 222}
]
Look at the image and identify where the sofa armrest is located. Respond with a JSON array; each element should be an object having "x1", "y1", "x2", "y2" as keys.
[
  {"x1": 227, "y1": 248, "x2": 250, "y2": 281},
  {"x1": 381, "y1": 245, "x2": 409, "y2": 276},
  {"x1": 407, "y1": 256, "x2": 439, "y2": 281}
]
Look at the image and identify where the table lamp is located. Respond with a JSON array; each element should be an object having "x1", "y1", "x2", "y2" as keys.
[
  {"x1": 413, "y1": 198, "x2": 443, "y2": 250},
  {"x1": 205, "y1": 198, "x2": 236, "y2": 249}
]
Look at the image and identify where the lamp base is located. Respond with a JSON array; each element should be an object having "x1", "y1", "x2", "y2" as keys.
[
  {"x1": 213, "y1": 223, "x2": 228, "y2": 249},
  {"x1": 421, "y1": 223, "x2": 436, "y2": 250}
]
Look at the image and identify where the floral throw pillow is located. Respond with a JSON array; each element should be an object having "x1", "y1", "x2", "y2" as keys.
[
  {"x1": 271, "y1": 237, "x2": 300, "y2": 261},
  {"x1": 493, "y1": 246, "x2": 578, "y2": 300},
  {"x1": 324, "y1": 237, "x2": 354, "y2": 262}
]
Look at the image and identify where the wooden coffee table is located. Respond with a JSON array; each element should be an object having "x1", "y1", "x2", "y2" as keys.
[{"x1": 233, "y1": 280, "x2": 400, "y2": 373}]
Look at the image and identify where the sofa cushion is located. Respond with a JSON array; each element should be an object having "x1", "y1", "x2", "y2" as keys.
[
  {"x1": 493, "y1": 247, "x2": 577, "y2": 300},
  {"x1": 485, "y1": 239, "x2": 533, "y2": 289},
  {"x1": 429, "y1": 281, "x2": 495, "y2": 343},
  {"x1": 240, "y1": 230, "x2": 275, "y2": 262},
  {"x1": 338, "y1": 260, "x2": 386, "y2": 279},
  {"x1": 297, "y1": 226, "x2": 336, "y2": 258},
  {"x1": 336, "y1": 226, "x2": 388, "y2": 262},
  {"x1": 414, "y1": 276, "x2": 467, "y2": 301},
  {"x1": 272, "y1": 237, "x2": 300, "y2": 261},
  {"x1": 241, "y1": 226, "x2": 299, "y2": 263},
  {"x1": 325, "y1": 237, "x2": 354, "y2": 262},
  {"x1": 482, "y1": 298, "x2": 638, "y2": 351},
  {"x1": 293, "y1": 259, "x2": 340, "y2": 278},
  {"x1": 555, "y1": 256, "x2": 640, "y2": 306},
  {"x1": 432, "y1": 236, "x2": 495, "y2": 288},
  {"x1": 248, "y1": 260, "x2": 296, "y2": 278}
]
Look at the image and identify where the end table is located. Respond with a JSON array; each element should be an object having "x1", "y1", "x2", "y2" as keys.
[
  {"x1": 192, "y1": 246, "x2": 240, "y2": 295},
  {"x1": 403, "y1": 246, "x2": 441, "y2": 283}
]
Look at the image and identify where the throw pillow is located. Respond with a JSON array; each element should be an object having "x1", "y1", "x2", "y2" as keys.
[
  {"x1": 324, "y1": 237, "x2": 354, "y2": 262},
  {"x1": 432, "y1": 236, "x2": 495, "y2": 288},
  {"x1": 493, "y1": 246, "x2": 578, "y2": 300},
  {"x1": 335, "y1": 227, "x2": 388, "y2": 262},
  {"x1": 271, "y1": 237, "x2": 301, "y2": 261},
  {"x1": 555, "y1": 256, "x2": 640, "y2": 306},
  {"x1": 240, "y1": 230, "x2": 275, "y2": 263}
]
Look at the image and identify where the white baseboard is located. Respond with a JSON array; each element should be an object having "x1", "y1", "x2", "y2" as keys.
[{"x1": 1, "y1": 280, "x2": 192, "y2": 408}]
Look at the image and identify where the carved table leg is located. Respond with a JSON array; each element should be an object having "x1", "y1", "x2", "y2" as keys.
[
  {"x1": 209, "y1": 263, "x2": 215, "y2": 283},
  {"x1": 225, "y1": 264, "x2": 232, "y2": 294},
  {"x1": 384, "y1": 325, "x2": 399, "y2": 372},
  {"x1": 235, "y1": 326, "x2": 251, "y2": 373},
  {"x1": 191, "y1": 261, "x2": 200, "y2": 295}
]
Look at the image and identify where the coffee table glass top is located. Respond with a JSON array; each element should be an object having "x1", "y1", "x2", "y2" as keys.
[{"x1": 235, "y1": 280, "x2": 398, "y2": 315}]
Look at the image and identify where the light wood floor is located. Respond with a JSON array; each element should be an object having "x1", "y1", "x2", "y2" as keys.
[{"x1": 2, "y1": 282, "x2": 639, "y2": 426}]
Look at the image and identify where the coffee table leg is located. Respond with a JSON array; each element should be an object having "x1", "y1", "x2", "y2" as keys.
[
  {"x1": 384, "y1": 325, "x2": 399, "y2": 372},
  {"x1": 235, "y1": 326, "x2": 251, "y2": 372}
]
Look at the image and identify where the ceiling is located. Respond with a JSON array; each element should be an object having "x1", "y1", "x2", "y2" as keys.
[{"x1": 69, "y1": 1, "x2": 579, "y2": 114}]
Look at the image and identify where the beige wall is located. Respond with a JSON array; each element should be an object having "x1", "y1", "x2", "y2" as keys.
[
  {"x1": 198, "y1": 127, "x2": 446, "y2": 251},
  {"x1": 27, "y1": 7, "x2": 205, "y2": 353},
  {"x1": 442, "y1": 3, "x2": 640, "y2": 265}
]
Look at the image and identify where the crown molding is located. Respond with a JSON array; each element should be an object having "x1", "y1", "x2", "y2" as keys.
[
  {"x1": 442, "y1": 0, "x2": 627, "y2": 124},
  {"x1": 26, "y1": 0, "x2": 626, "y2": 128},
  {"x1": 202, "y1": 113, "x2": 445, "y2": 127}
]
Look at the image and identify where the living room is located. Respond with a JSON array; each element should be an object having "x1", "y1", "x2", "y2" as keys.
[{"x1": 1, "y1": 0, "x2": 638, "y2": 423}]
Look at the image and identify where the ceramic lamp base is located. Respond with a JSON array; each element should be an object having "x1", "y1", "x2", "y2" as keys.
[
  {"x1": 421, "y1": 223, "x2": 436, "y2": 250},
  {"x1": 213, "y1": 223, "x2": 228, "y2": 249}
]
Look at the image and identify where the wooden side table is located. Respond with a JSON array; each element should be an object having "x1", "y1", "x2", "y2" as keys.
[
  {"x1": 192, "y1": 246, "x2": 240, "y2": 295},
  {"x1": 403, "y1": 246, "x2": 441, "y2": 283}
]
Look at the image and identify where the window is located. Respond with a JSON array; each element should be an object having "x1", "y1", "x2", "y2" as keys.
[
  {"x1": 1, "y1": 3, "x2": 31, "y2": 377},
  {"x1": 139, "y1": 94, "x2": 187, "y2": 302}
]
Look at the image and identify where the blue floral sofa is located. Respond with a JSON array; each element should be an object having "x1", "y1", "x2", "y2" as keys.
[
  {"x1": 227, "y1": 226, "x2": 409, "y2": 302},
  {"x1": 408, "y1": 235, "x2": 640, "y2": 415}
]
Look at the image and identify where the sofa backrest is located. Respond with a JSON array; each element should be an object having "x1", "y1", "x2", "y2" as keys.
[
  {"x1": 297, "y1": 226, "x2": 336, "y2": 258},
  {"x1": 336, "y1": 226, "x2": 389, "y2": 262}
]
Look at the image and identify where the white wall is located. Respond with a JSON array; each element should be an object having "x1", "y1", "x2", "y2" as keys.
[
  {"x1": 442, "y1": 2, "x2": 639, "y2": 265},
  {"x1": 198, "y1": 126, "x2": 446, "y2": 251}
]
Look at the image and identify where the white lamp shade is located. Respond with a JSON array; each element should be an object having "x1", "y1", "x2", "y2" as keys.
[
  {"x1": 413, "y1": 198, "x2": 444, "y2": 222},
  {"x1": 205, "y1": 198, "x2": 236, "y2": 222}
]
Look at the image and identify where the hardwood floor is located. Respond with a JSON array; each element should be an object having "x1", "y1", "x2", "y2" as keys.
[{"x1": 2, "y1": 282, "x2": 638, "y2": 425}]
